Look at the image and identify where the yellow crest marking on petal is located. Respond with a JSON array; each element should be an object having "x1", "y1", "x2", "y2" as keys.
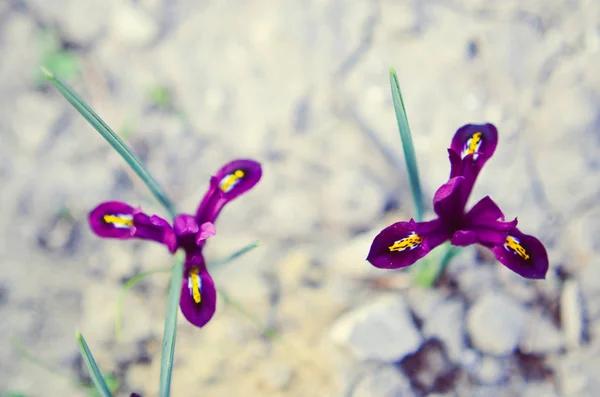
[
  {"x1": 504, "y1": 235, "x2": 530, "y2": 260},
  {"x1": 219, "y1": 169, "x2": 245, "y2": 193},
  {"x1": 462, "y1": 131, "x2": 483, "y2": 158},
  {"x1": 103, "y1": 214, "x2": 133, "y2": 228},
  {"x1": 189, "y1": 268, "x2": 202, "y2": 304},
  {"x1": 388, "y1": 232, "x2": 422, "y2": 252}
]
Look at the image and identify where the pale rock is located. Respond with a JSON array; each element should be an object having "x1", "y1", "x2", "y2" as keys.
[
  {"x1": 110, "y1": 1, "x2": 158, "y2": 46},
  {"x1": 321, "y1": 169, "x2": 386, "y2": 231},
  {"x1": 522, "y1": 383, "x2": 559, "y2": 397},
  {"x1": 330, "y1": 295, "x2": 422, "y2": 362},
  {"x1": 423, "y1": 299, "x2": 465, "y2": 362},
  {"x1": 561, "y1": 280, "x2": 585, "y2": 349},
  {"x1": 12, "y1": 93, "x2": 62, "y2": 154},
  {"x1": 327, "y1": 229, "x2": 385, "y2": 279},
  {"x1": 455, "y1": 265, "x2": 497, "y2": 301},
  {"x1": 555, "y1": 346, "x2": 600, "y2": 397},
  {"x1": 467, "y1": 292, "x2": 527, "y2": 355},
  {"x1": 278, "y1": 250, "x2": 312, "y2": 288},
  {"x1": 406, "y1": 287, "x2": 444, "y2": 320},
  {"x1": 26, "y1": 0, "x2": 110, "y2": 44},
  {"x1": 521, "y1": 311, "x2": 564, "y2": 354},
  {"x1": 260, "y1": 364, "x2": 294, "y2": 391},
  {"x1": 352, "y1": 366, "x2": 416, "y2": 397},
  {"x1": 475, "y1": 356, "x2": 507, "y2": 385}
]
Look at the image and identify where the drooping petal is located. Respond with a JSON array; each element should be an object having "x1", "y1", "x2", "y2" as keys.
[
  {"x1": 88, "y1": 201, "x2": 176, "y2": 252},
  {"x1": 489, "y1": 227, "x2": 549, "y2": 279},
  {"x1": 195, "y1": 159, "x2": 262, "y2": 224},
  {"x1": 179, "y1": 264, "x2": 217, "y2": 328},
  {"x1": 367, "y1": 219, "x2": 449, "y2": 269},
  {"x1": 89, "y1": 201, "x2": 135, "y2": 239}
]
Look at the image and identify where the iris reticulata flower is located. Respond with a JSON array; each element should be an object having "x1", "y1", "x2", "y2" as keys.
[
  {"x1": 89, "y1": 159, "x2": 262, "y2": 327},
  {"x1": 367, "y1": 124, "x2": 549, "y2": 279}
]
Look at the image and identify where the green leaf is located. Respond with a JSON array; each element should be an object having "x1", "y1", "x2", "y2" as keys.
[
  {"x1": 159, "y1": 250, "x2": 185, "y2": 397},
  {"x1": 42, "y1": 69, "x2": 177, "y2": 218},
  {"x1": 115, "y1": 267, "x2": 172, "y2": 339},
  {"x1": 412, "y1": 243, "x2": 461, "y2": 287},
  {"x1": 389, "y1": 68, "x2": 424, "y2": 222},
  {"x1": 218, "y1": 290, "x2": 277, "y2": 340},
  {"x1": 86, "y1": 375, "x2": 120, "y2": 397},
  {"x1": 76, "y1": 332, "x2": 114, "y2": 397},
  {"x1": 208, "y1": 241, "x2": 260, "y2": 271}
]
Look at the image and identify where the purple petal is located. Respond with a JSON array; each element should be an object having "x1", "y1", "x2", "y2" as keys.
[
  {"x1": 195, "y1": 222, "x2": 216, "y2": 245},
  {"x1": 464, "y1": 196, "x2": 504, "y2": 223},
  {"x1": 195, "y1": 159, "x2": 262, "y2": 224},
  {"x1": 173, "y1": 214, "x2": 199, "y2": 236},
  {"x1": 450, "y1": 196, "x2": 518, "y2": 247},
  {"x1": 367, "y1": 219, "x2": 449, "y2": 269},
  {"x1": 489, "y1": 227, "x2": 549, "y2": 279},
  {"x1": 447, "y1": 124, "x2": 498, "y2": 197},
  {"x1": 433, "y1": 176, "x2": 467, "y2": 221},
  {"x1": 179, "y1": 265, "x2": 217, "y2": 328},
  {"x1": 133, "y1": 213, "x2": 177, "y2": 252},
  {"x1": 88, "y1": 201, "x2": 176, "y2": 252},
  {"x1": 451, "y1": 230, "x2": 478, "y2": 246},
  {"x1": 450, "y1": 123, "x2": 498, "y2": 163},
  {"x1": 89, "y1": 201, "x2": 136, "y2": 239}
]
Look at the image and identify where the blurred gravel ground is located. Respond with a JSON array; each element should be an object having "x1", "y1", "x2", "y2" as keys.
[{"x1": 1, "y1": 0, "x2": 599, "y2": 396}]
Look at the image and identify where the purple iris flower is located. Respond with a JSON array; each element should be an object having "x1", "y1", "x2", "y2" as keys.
[
  {"x1": 367, "y1": 124, "x2": 549, "y2": 279},
  {"x1": 89, "y1": 159, "x2": 262, "y2": 327}
]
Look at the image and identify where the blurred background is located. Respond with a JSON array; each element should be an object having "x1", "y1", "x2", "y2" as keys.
[{"x1": 1, "y1": 0, "x2": 599, "y2": 396}]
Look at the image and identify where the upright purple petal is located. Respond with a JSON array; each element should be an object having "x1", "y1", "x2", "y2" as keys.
[
  {"x1": 450, "y1": 123, "x2": 498, "y2": 165},
  {"x1": 173, "y1": 214, "x2": 199, "y2": 235},
  {"x1": 89, "y1": 201, "x2": 176, "y2": 252},
  {"x1": 448, "y1": 124, "x2": 498, "y2": 197},
  {"x1": 489, "y1": 227, "x2": 549, "y2": 279},
  {"x1": 196, "y1": 159, "x2": 262, "y2": 224},
  {"x1": 433, "y1": 176, "x2": 467, "y2": 222},
  {"x1": 173, "y1": 214, "x2": 216, "y2": 253},
  {"x1": 367, "y1": 219, "x2": 449, "y2": 269},
  {"x1": 180, "y1": 264, "x2": 217, "y2": 328}
]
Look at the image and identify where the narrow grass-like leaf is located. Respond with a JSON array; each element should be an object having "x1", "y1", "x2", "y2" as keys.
[
  {"x1": 218, "y1": 289, "x2": 277, "y2": 339},
  {"x1": 209, "y1": 241, "x2": 260, "y2": 270},
  {"x1": 42, "y1": 68, "x2": 177, "y2": 218},
  {"x1": 76, "y1": 332, "x2": 113, "y2": 397},
  {"x1": 389, "y1": 68, "x2": 424, "y2": 222},
  {"x1": 10, "y1": 336, "x2": 119, "y2": 395},
  {"x1": 115, "y1": 267, "x2": 172, "y2": 339},
  {"x1": 159, "y1": 250, "x2": 185, "y2": 397},
  {"x1": 413, "y1": 243, "x2": 460, "y2": 287}
]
